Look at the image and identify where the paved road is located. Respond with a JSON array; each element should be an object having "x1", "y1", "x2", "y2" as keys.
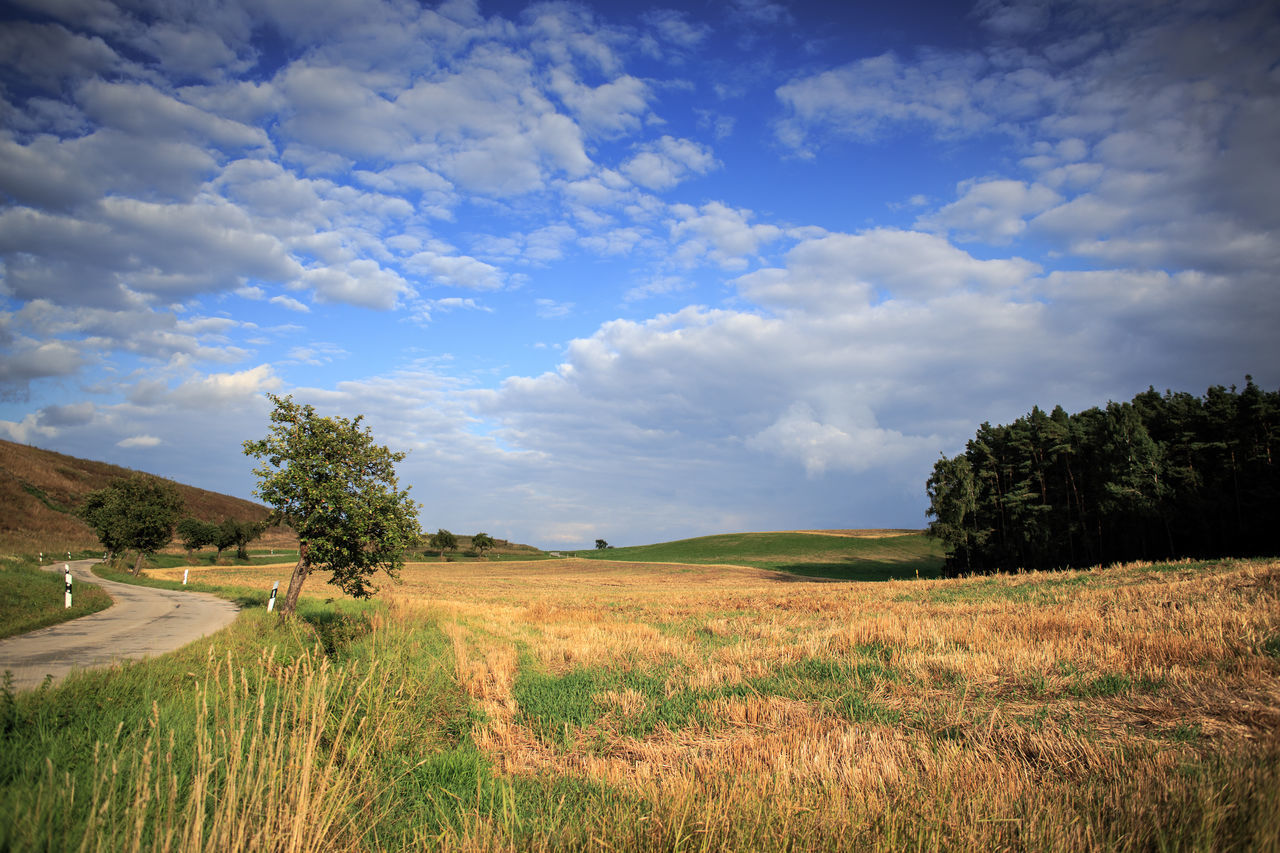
[{"x1": 0, "y1": 560, "x2": 241, "y2": 691}]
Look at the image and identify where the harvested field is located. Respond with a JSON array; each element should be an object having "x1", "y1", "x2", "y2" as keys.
[{"x1": 132, "y1": 554, "x2": 1280, "y2": 850}]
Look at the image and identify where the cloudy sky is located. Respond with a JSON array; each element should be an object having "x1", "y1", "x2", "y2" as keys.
[{"x1": 1, "y1": 0, "x2": 1276, "y2": 548}]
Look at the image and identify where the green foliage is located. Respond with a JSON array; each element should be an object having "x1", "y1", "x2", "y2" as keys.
[
  {"x1": 219, "y1": 517, "x2": 267, "y2": 560},
  {"x1": 77, "y1": 475, "x2": 184, "y2": 571},
  {"x1": 471, "y1": 532, "x2": 495, "y2": 558},
  {"x1": 595, "y1": 538, "x2": 609, "y2": 550},
  {"x1": 927, "y1": 378, "x2": 1280, "y2": 573},
  {"x1": 243, "y1": 394, "x2": 420, "y2": 613},
  {"x1": 429, "y1": 528, "x2": 457, "y2": 558},
  {"x1": 175, "y1": 517, "x2": 216, "y2": 553}
]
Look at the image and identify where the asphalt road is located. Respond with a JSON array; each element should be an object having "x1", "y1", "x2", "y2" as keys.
[{"x1": 0, "y1": 559, "x2": 241, "y2": 691}]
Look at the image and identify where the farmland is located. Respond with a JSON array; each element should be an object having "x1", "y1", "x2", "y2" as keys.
[{"x1": 2, "y1": 553, "x2": 1277, "y2": 850}]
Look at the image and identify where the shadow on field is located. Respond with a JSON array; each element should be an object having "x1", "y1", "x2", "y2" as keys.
[{"x1": 769, "y1": 560, "x2": 944, "y2": 582}]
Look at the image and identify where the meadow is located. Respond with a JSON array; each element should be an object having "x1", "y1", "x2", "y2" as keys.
[{"x1": 2, "y1": 554, "x2": 1278, "y2": 851}]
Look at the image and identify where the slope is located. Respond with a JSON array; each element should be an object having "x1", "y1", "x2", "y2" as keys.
[
  {"x1": 0, "y1": 439, "x2": 274, "y2": 555},
  {"x1": 567, "y1": 530, "x2": 944, "y2": 580}
]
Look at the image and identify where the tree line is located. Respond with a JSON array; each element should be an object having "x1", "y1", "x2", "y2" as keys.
[
  {"x1": 78, "y1": 476, "x2": 266, "y2": 573},
  {"x1": 926, "y1": 377, "x2": 1279, "y2": 575}
]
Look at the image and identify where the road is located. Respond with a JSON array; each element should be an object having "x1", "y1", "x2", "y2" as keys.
[{"x1": 0, "y1": 559, "x2": 241, "y2": 691}]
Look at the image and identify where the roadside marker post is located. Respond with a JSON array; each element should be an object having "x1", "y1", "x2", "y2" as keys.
[
  {"x1": 267, "y1": 581, "x2": 279, "y2": 612},
  {"x1": 64, "y1": 566, "x2": 72, "y2": 609},
  {"x1": 183, "y1": 569, "x2": 189, "y2": 585}
]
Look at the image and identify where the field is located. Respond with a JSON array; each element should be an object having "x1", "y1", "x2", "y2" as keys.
[
  {"x1": 3, "y1": 553, "x2": 1277, "y2": 851},
  {"x1": 565, "y1": 529, "x2": 943, "y2": 579}
]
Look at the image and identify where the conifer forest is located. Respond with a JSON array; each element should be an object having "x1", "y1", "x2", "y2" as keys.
[{"x1": 926, "y1": 378, "x2": 1279, "y2": 574}]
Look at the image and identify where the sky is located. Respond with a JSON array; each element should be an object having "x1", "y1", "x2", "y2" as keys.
[{"x1": 1, "y1": 0, "x2": 1277, "y2": 549}]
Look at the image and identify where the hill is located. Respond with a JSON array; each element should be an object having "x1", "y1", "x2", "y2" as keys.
[
  {"x1": 565, "y1": 529, "x2": 944, "y2": 580},
  {"x1": 0, "y1": 439, "x2": 278, "y2": 555}
]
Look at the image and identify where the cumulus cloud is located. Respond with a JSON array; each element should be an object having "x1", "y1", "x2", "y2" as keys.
[
  {"x1": 917, "y1": 179, "x2": 1062, "y2": 243},
  {"x1": 117, "y1": 434, "x2": 162, "y2": 448},
  {"x1": 621, "y1": 136, "x2": 719, "y2": 190},
  {"x1": 668, "y1": 202, "x2": 783, "y2": 270}
]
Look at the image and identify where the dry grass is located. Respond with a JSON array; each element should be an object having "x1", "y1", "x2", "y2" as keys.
[
  {"x1": 0, "y1": 438, "x2": 281, "y2": 556},
  {"x1": 148, "y1": 556, "x2": 1280, "y2": 849}
]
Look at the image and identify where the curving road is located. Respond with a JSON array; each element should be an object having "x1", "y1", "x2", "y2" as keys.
[{"x1": 0, "y1": 559, "x2": 240, "y2": 691}]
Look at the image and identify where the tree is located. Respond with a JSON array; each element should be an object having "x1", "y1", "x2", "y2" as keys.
[
  {"x1": 595, "y1": 539, "x2": 609, "y2": 550},
  {"x1": 220, "y1": 517, "x2": 268, "y2": 560},
  {"x1": 176, "y1": 517, "x2": 217, "y2": 559},
  {"x1": 209, "y1": 520, "x2": 237, "y2": 562},
  {"x1": 79, "y1": 476, "x2": 185, "y2": 574},
  {"x1": 243, "y1": 394, "x2": 421, "y2": 616},
  {"x1": 472, "y1": 532, "x2": 495, "y2": 559},
  {"x1": 429, "y1": 528, "x2": 457, "y2": 560}
]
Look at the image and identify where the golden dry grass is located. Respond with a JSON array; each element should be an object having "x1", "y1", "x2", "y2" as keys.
[
  {"x1": 0, "y1": 438, "x2": 280, "y2": 555},
  {"x1": 164, "y1": 555, "x2": 1280, "y2": 849}
]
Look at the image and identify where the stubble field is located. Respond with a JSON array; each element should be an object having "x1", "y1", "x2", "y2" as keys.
[
  {"x1": 97, "y1": 554, "x2": 1280, "y2": 851},
  {"x1": 3, "y1": 555, "x2": 1278, "y2": 851}
]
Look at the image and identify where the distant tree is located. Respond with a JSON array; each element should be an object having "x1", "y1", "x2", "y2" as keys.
[
  {"x1": 243, "y1": 394, "x2": 421, "y2": 616},
  {"x1": 221, "y1": 517, "x2": 268, "y2": 560},
  {"x1": 176, "y1": 518, "x2": 217, "y2": 559},
  {"x1": 430, "y1": 529, "x2": 457, "y2": 560},
  {"x1": 595, "y1": 539, "x2": 609, "y2": 550},
  {"x1": 472, "y1": 532, "x2": 495, "y2": 559},
  {"x1": 79, "y1": 476, "x2": 185, "y2": 574},
  {"x1": 209, "y1": 520, "x2": 237, "y2": 562}
]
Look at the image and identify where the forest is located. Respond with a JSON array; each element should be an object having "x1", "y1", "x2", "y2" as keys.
[{"x1": 926, "y1": 377, "x2": 1279, "y2": 574}]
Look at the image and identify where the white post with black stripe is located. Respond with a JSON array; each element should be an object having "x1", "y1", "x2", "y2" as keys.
[
  {"x1": 267, "y1": 581, "x2": 279, "y2": 612},
  {"x1": 183, "y1": 569, "x2": 189, "y2": 585},
  {"x1": 64, "y1": 565, "x2": 72, "y2": 609}
]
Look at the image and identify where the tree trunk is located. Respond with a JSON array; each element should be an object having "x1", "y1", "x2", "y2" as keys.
[
  {"x1": 278, "y1": 540, "x2": 311, "y2": 616},
  {"x1": 132, "y1": 551, "x2": 145, "y2": 575}
]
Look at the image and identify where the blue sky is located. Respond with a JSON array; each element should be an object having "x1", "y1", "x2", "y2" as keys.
[{"x1": 2, "y1": 0, "x2": 1277, "y2": 548}]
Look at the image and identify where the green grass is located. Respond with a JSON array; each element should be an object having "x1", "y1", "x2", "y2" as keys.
[
  {"x1": 514, "y1": 646, "x2": 903, "y2": 750},
  {"x1": 0, "y1": 556, "x2": 112, "y2": 639},
  {"x1": 566, "y1": 530, "x2": 944, "y2": 580},
  {"x1": 147, "y1": 549, "x2": 302, "y2": 568}
]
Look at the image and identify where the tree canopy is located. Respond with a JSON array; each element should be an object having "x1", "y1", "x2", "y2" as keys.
[
  {"x1": 429, "y1": 529, "x2": 457, "y2": 559},
  {"x1": 926, "y1": 378, "x2": 1279, "y2": 574},
  {"x1": 472, "y1": 532, "x2": 495, "y2": 559},
  {"x1": 243, "y1": 394, "x2": 420, "y2": 615},
  {"x1": 79, "y1": 476, "x2": 185, "y2": 574}
]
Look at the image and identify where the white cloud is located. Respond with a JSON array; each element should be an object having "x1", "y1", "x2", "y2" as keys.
[
  {"x1": 270, "y1": 295, "x2": 311, "y2": 312},
  {"x1": 117, "y1": 434, "x2": 162, "y2": 448},
  {"x1": 668, "y1": 202, "x2": 783, "y2": 270},
  {"x1": 746, "y1": 402, "x2": 936, "y2": 476},
  {"x1": 735, "y1": 229, "x2": 1039, "y2": 311},
  {"x1": 167, "y1": 364, "x2": 281, "y2": 408},
  {"x1": 404, "y1": 251, "x2": 503, "y2": 291},
  {"x1": 621, "y1": 136, "x2": 719, "y2": 190},
  {"x1": 917, "y1": 179, "x2": 1062, "y2": 243}
]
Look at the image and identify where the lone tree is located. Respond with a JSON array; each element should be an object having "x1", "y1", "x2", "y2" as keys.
[
  {"x1": 243, "y1": 394, "x2": 421, "y2": 616},
  {"x1": 79, "y1": 476, "x2": 185, "y2": 574},
  {"x1": 429, "y1": 528, "x2": 457, "y2": 560},
  {"x1": 176, "y1": 517, "x2": 217, "y2": 559},
  {"x1": 472, "y1": 532, "x2": 495, "y2": 559},
  {"x1": 595, "y1": 539, "x2": 609, "y2": 550},
  {"x1": 221, "y1": 517, "x2": 268, "y2": 560}
]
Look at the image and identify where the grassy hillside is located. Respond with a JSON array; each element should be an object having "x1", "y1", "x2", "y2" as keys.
[
  {"x1": 0, "y1": 438, "x2": 280, "y2": 555},
  {"x1": 566, "y1": 529, "x2": 944, "y2": 580},
  {"x1": 417, "y1": 534, "x2": 550, "y2": 561}
]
